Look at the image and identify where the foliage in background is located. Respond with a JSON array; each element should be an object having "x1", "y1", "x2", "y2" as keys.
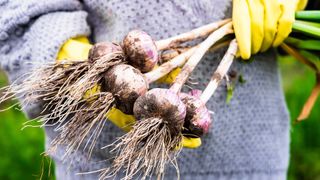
[
  {"x1": 0, "y1": 71, "x2": 54, "y2": 180},
  {"x1": 0, "y1": 56, "x2": 319, "y2": 179},
  {"x1": 279, "y1": 55, "x2": 320, "y2": 180}
]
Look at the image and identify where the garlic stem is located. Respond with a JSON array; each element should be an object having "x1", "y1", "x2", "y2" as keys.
[
  {"x1": 200, "y1": 39, "x2": 238, "y2": 103},
  {"x1": 170, "y1": 22, "x2": 234, "y2": 93},
  {"x1": 155, "y1": 19, "x2": 231, "y2": 50}
]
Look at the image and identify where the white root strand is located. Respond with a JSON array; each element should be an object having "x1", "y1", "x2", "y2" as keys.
[
  {"x1": 200, "y1": 39, "x2": 238, "y2": 103},
  {"x1": 155, "y1": 19, "x2": 231, "y2": 50},
  {"x1": 170, "y1": 22, "x2": 234, "y2": 93}
]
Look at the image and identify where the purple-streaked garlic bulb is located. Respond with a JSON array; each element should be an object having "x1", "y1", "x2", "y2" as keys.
[
  {"x1": 123, "y1": 30, "x2": 158, "y2": 73},
  {"x1": 133, "y1": 88, "x2": 186, "y2": 136},
  {"x1": 180, "y1": 92, "x2": 211, "y2": 137},
  {"x1": 103, "y1": 64, "x2": 149, "y2": 114},
  {"x1": 88, "y1": 42, "x2": 122, "y2": 63}
]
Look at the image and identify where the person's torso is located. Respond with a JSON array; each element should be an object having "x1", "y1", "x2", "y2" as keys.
[{"x1": 49, "y1": 1, "x2": 289, "y2": 179}]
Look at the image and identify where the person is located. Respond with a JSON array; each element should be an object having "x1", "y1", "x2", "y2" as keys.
[{"x1": 0, "y1": 0, "x2": 303, "y2": 179}]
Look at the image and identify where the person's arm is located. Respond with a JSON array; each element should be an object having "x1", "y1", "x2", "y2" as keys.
[{"x1": 0, "y1": 0, "x2": 90, "y2": 118}]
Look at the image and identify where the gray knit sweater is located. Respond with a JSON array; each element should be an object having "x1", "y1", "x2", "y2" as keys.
[{"x1": 0, "y1": 0, "x2": 289, "y2": 179}]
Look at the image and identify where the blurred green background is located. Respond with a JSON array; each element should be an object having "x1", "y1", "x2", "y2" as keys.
[
  {"x1": 0, "y1": 71, "x2": 54, "y2": 180},
  {"x1": 0, "y1": 55, "x2": 319, "y2": 180}
]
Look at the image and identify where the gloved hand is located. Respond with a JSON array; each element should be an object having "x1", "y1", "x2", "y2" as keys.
[
  {"x1": 57, "y1": 37, "x2": 202, "y2": 149},
  {"x1": 57, "y1": 37, "x2": 92, "y2": 61},
  {"x1": 233, "y1": 0, "x2": 308, "y2": 59}
]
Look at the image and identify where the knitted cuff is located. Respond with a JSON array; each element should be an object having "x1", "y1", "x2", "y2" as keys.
[{"x1": 1, "y1": 11, "x2": 90, "y2": 118}]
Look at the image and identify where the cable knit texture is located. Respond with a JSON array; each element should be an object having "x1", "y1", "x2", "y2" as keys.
[{"x1": 0, "y1": 0, "x2": 289, "y2": 179}]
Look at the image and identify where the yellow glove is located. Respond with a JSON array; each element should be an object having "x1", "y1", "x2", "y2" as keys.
[
  {"x1": 57, "y1": 37, "x2": 92, "y2": 61},
  {"x1": 233, "y1": 0, "x2": 308, "y2": 59},
  {"x1": 57, "y1": 37, "x2": 201, "y2": 149},
  {"x1": 157, "y1": 67, "x2": 182, "y2": 84},
  {"x1": 296, "y1": 0, "x2": 308, "y2": 11}
]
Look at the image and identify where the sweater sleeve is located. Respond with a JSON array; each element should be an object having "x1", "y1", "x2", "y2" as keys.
[{"x1": 0, "y1": 0, "x2": 91, "y2": 118}]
